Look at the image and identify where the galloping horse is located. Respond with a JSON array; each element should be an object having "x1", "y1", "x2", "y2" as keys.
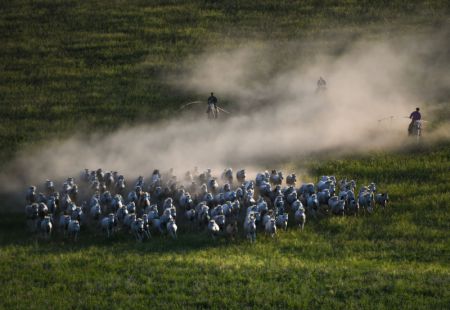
[
  {"x1": 206, "y1": 104, "x2": 218, "y2": 119},
  {"x1": 409, "y1": 120, "x2": 422, "y2": 142}
]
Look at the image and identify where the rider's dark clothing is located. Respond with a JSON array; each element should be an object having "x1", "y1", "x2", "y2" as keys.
[
  {"x1": 208, "y1": 95, "x2": 217, "y2": 107},
  {"x1": 408, "y1": 111, "x2": 422, "y2": 135},
  {"x1": 409, "y1": 111, "x2": 421, "y2": 121},
  {"x1": 207, "y1": 95, "x2": 218, "y2": 119}
]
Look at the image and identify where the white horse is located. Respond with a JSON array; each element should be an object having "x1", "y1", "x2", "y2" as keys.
[
  {"x1": 39, "y1": 216, "x2": 52, "y2": 239},
  {"x1": 286, "y1": 190, "x2": 298, "y2": 206},
  {"x1": 269, "y1": 170, "x2": 283, "y2": 186},
  {"x1": 167, "y1": 218, "x2": 178, "y2": 240},
  {"x1": 60, "y1": 194, "x2": 72, "y2": 215},
  {"x1": 45, "y1": 179, "x2": 55, "y2": 196},
  {"x1": 222, "y1": 201, "x2": 239, "y2": 217},
  {"x1": 206, "y1": 103, "x2": 218, "y2": 119},
  {"x1": 255, "y1": 172, "x2": 268, "y2": 186},
  {"x1": 37, "y1": 202, "x2": 48, "y2": 219},
  {"x1": 328, "y1": 196, "x2": 345, "y2": 216},
  {"x1": 276, "y1": 213, "x2": 289, "y2": 231},
  {"x1": 131, "y1": 218, "x2": 146, "y2": 242},
  {"x1": 306, "y1": 194, "x2": 319, "y2": 216},
  {"x1": 47, "y1": 196, "x2": 58, "y2": 216},
  {"x1": 58, "y1": 214, "x2": 71, "y2": 235},
  {"x1": 211, "y1": 204, "x2": 224, "y2": 218},
  {"x1": 265, "y1": 218, "x2": 277, "y2": 238},
  {"x1": 299, "y1": 183, "x2": 315, "y2": 196},
  {"x1": 208, "y1": 219, "x2": 220, "y2": 239},
  {"x1": 224, "y1": 189, "x2": 237, "y2": 202},
  {"x1": 68, "y1": 220, "x2": 80, "y2": 241},
  {"x1": 244, "y1": 215, "x2": 257, "y2": 243},
  {"x1": 286, "y1": 173, "x2": 297, "y2": 186},
  {"x1": 195, "y1": 202, "x2": 209, "y2": 224},
  {"x1": 90, "y1": 203, "x2": 102, "y2": 220},
  {"x1": 71, "y1": 206, "x2": 85, "y2": 225},
  {"x1": 236, "y1": 169, "x2": 246, "y2": 184},
  {"x1": 221, "y1": 168, "x2": 233, "y2": 184},
  {"x1": 256, "y1": 197, "x2": 268, "y2": 216},
  {"x1": 274, "y1": 195, "x2": 285, "y2": 214},
  {"x1": 207, "y1": 179, "x2": 219, "y2": 194},
  {"x1": 25, "y1": 186, "x2": 37, "y2": 204},
  {"x1": 146, "y1": 205, "x2": 159, "y2": 219},
  {"x1": 160, "y1": 208, "x2": 174, "y2": 228},
  {"x1": 110, "y1": 194, "x2": 124, "y2": 213},
  {"x1": 114, "y1": 176, "x2": 126, "y2": 195},
  {"x1": 317, "y1": 189, "x2": 331, "y2": 205},
  {"x1": 358, "y1": 191, "x2": 374, "y2": 214},
  {"x1": 115, "y1": 205, "x2": 128, "y2": 225},
  {"x1": 346, "y1": 199, "x2": 359, "y2": 216},
  {"x1": 101, "y1": 214, "x2": 116, "y2": 238},
  {"x1": 185, "y1": 208, "x2": 196, "y2": 222},
  {"x1": 65, "y1": 201, "x2": 77, "y2": 217},
  {"x1": 409, "y1": 120, "x2": 422, "y2": 141},
  {"x1": 179, "y1": 192, "x2": 194, "y2": 209},
  {"x1": 295, "y1": 207, "x2": 306, "y2": 230},
  {"x1": 213, "y1": 214, "x2": 226, "y2": 230},
  {"x1": 124, "y1": 213, "x2": 137, "y2": 231},
  {"x1": 375, "y1": 193, "x2": 389, "y2": 210}
]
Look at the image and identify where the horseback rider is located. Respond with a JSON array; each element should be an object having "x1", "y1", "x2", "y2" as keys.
[
  {"x1": 206, "y1": 92, "x2": 218, "y2": 119},
  {"x1": 317, "y1": 77, "x2": 327, "y2": 92},
  {"x1": 408, "y1": 107, "x2": 421, "y2": 135}
]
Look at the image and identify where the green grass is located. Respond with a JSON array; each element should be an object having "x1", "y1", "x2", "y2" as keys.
[
  {"x1": 0, "y1": 0, "x2": 449, "y2": 161},
  {"x1": 0, "y1": 143, "x2": 449, "y2": 309},
  {"x1": 0, "y1": 1, "x2": 449, "y2": 308}
]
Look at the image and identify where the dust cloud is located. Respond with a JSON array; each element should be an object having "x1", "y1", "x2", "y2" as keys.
[{"x1": 1, "y1": 32, "x2": 449, "y2": 200}]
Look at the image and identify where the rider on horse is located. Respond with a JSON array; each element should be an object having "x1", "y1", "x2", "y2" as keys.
[
  {"x1": 408, "y1": 107, "x2": 421, "y2": 136},
  {"x1": 317, "y1": 77, "x2": 327, "y2": 92},
  {"x1": 207, "y1": 92, "x2": 218, "y2": 119}
]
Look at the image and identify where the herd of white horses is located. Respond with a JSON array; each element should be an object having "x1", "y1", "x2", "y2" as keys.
[{"x1": 24, "y1": 168, "x2": 389, "y2": 242}]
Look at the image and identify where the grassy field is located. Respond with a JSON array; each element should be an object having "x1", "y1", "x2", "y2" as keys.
[
  {"x1": 0, "y1": 0, "x2": 449, "y2": 161},
  {"x1": 0, "y1": 1, "x2": 449, "y2": 309},
  {"x1": 0, "y1": 143, "x2": 449, "y2": 308}
]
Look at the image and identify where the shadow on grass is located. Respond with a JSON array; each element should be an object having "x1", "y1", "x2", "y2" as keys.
[
  {"x1": 2, "y1": 202, "x2": 446, "y2": 267},
  {"x1": 0, "y1": 211, "x2": 250, "y2": 255}
]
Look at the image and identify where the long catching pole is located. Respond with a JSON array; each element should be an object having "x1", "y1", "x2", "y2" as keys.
[
  {"x1": 177, "y1": 100, "x2": 232, "y2": 115},
  {"x1": 216, "y1": 106, "x2": 231, "y2": 114},
  {"x1": 176, "y1": 101, "x2": 204, "y2": 112}
]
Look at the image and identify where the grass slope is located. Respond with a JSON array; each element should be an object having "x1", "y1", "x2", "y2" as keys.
[
  {"x1": 0, "y1": 143, "x2": 449, "y2": 309},
  {"x1": 0, "y1": 0, "x2": 449, "y2": 161}
]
